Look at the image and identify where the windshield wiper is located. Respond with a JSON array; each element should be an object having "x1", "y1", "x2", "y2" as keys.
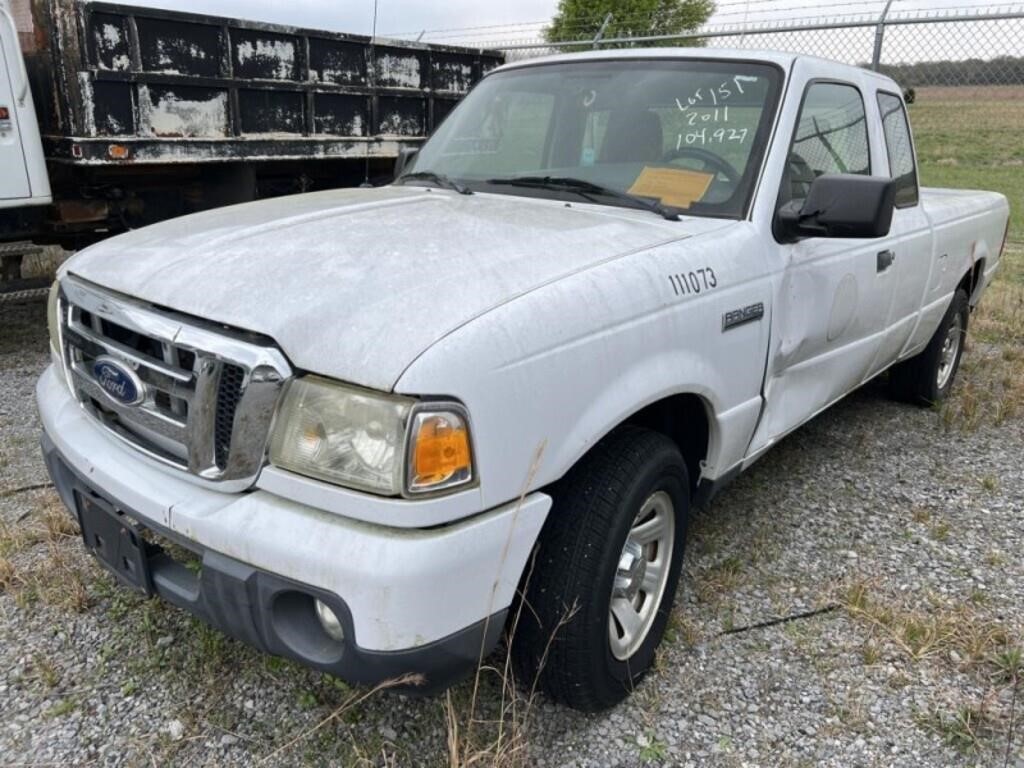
[
  {"x1": 395, "y1": 170, "x2": 472, "y2": 195},
  {"x1": 485, "y1": 176, "x2": 680, "y2": 221}
]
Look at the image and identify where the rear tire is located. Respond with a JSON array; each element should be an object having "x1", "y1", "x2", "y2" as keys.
[
  {"x1": 889, "y1": 288, "x2": 969, "y2": 405},
  {"x1": 511, "y1": 426, "x2": 689, "y2": 711}
]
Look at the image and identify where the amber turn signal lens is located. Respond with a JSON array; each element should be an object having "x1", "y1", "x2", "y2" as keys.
[{"x1": 409, "y1": 411, "x2": 472, "y2": 492}]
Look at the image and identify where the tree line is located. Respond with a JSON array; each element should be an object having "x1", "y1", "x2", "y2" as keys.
[{"x1": 879, "y1": 56, "x2": 1024, "y2": 87}]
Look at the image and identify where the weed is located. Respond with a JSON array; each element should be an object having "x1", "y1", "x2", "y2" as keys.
[
  {"x1": 30, "y1": 654, "x2": 61, "y2": 689},
  {"x1": 46, "y1": 697, "x2": 78, "y2": 719},
  {"x1": 0, "y1": 556, "x2": 15, "y2": 590},
  {"x1": 992, "y1": 646, "x2": 1023, "y2": 683},
  {"x1": 919, "y1": 702, "x2": 997, "y2": 753},
  {"x1": 861, "y1": 640, "x2": 882, "y2": 666},
  {"x1": 968, "y1": 589, "x2": 989, "y2": 606},
  {"x1": 264, "y1": 656, "x2": 287, "y2": 675},
  {"x1": 985, "y1": 550, "x2": 1007, "y2": 567},
  {"x1": 696, "y1": 554, "x2": 745, "y2": 603},
  {"x1": 637, "y1": 731, "x2": 668, "y2": 762},
  {"x1": 929, "y1": 520, "x2": 951, "y2": 543}
]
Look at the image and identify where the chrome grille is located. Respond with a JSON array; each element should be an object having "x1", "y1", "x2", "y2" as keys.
[
  {"x1": 214, "y1": 363, "x2": 245, "y2": 470},
  {"x1": 57, "y1": 276, "x2": 291, "y2": 488}
]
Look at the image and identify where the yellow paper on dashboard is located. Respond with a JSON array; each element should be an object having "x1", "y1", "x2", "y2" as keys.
[{"x1": 628, "y1": 167, "x2": 714, "y2": 209}]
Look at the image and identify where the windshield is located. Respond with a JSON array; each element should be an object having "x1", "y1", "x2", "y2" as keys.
[{"x1": 407, "y1": 58, "x2": 783, "y2": 219}]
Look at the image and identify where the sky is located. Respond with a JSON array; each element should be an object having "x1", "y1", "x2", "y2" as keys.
[
  {"x1": 101, "y1": 0, "x2": 560, "y2": 38},
  {"x1": 92, "y1": 0, "x2": 1011, "y2": 41},
  {"x1": 84, "y1": 0, "x2": 1024, "y2": 60}
]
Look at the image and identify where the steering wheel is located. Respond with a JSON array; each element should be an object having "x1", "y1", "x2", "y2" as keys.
[{"x1": 662, "y1": 147, "x2": 741, "y2": 186}]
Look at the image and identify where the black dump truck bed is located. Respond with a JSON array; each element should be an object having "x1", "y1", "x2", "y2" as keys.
[{"x1": 22, "y1": 0, "x2": 502, "y2": 165}]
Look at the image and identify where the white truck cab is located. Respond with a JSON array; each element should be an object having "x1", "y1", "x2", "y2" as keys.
[
  {"x1": 0, "y1": 0, "x2": 48, "y2": 207},
  {"x1": 37, "y1": 48, "x2": 1009, "y2": 711}
]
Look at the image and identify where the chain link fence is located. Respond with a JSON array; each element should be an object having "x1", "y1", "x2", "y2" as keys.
[{"x1": 489, "y1": 7, "x2": 1024, "y2": 85}]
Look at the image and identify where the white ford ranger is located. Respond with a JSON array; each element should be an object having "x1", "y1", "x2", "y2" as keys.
[{"x1": 38, "y1": 49, "x2": 1009, "y2": 711}]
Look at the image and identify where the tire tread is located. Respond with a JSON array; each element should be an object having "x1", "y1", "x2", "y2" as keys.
[{"x1": 512, "y1": 426, "x2": 686, "y2": 711}]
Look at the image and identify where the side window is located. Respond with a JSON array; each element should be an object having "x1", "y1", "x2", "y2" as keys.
[
  {"x1": 781, "y1": 82, "x2": 870, "y2": 206},
  {"x1": 877, "y1": 91, "x2": 919, "y2": 207}
]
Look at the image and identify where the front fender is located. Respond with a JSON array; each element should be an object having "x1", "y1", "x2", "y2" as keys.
[{"x1": 397, "y1": 229, "x2": 771, "y2": 512}]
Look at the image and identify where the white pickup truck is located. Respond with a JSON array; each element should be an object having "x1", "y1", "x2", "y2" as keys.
[{"x1": 38, "y1": 49, "x2": 1009, "y2": 711}]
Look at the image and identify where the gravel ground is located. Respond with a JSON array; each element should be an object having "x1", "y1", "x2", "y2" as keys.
[{"x1": 1, "y1": 297, "x2": 1022, "y2": 768}]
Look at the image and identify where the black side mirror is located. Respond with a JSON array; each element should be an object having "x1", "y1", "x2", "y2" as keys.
[
  {"x1": 776, "y1": 174, "x2": 897, "y2": 243},
  {"x1": 393, "y1": 147, "x2": 419, "y2": 180}
]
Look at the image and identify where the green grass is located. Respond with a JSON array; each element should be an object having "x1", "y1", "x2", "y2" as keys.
[
  {"x1": 906, "y1": 88, "x2": 1024, "y2": 430},
  {"x1": 910, "y1": 86, "x2": 1024, "y2": 242}
]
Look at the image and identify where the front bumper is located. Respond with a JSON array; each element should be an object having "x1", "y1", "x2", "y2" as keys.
[{"x1": 37, "y1": 364, "x2": 551, "y2": 692}]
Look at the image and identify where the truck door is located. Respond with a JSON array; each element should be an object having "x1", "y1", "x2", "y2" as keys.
[
  {"x1": 748, "y1": 79, "x2": 897, "y2": 453},
  {"x1": 0, "y1": 30, "x2": 31, "y2": 199},
  {"x1": 869, "y1": 90, "x2": 933, "y2": 368}
]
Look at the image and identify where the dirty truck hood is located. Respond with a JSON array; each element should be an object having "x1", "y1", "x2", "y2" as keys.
[{"x1": 68, "y1": 186, "x2": 726, "y2": 391}]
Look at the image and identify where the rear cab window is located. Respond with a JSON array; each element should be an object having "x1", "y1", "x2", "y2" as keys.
[{"x1": 876, "y1": 91, "x2": 919, "y2": 207}]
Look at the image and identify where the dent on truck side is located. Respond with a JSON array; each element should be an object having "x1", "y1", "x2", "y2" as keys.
[{"x1": 395, "y1": 218, "x2": 775, "y2": 513}]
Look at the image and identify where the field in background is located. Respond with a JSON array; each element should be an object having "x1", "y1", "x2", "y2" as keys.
[
  {"x1": 911, "y1": 85, "x2": 1023, "y2": 242},
  {"x1": 908, "y1": 85, "x2": 1023, "y2": 428}
]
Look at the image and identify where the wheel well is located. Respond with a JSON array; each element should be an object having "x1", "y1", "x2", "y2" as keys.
[
  {"x1": 960, "y1": 258, "x2": 985, "y2": 303},
  {"x1": 622, "y1": 394, "x2": 710, "y2": 492}
]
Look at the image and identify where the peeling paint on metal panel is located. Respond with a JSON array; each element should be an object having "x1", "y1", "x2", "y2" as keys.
[
  {"x1": 154, "y1": 40, "x2": 209, "y2": 74},
  {"x1": 309, "y1": 44, "x2": 365, "y2": 85},
  {"x1": 236, "y1": 38, "x2": 296, "y2": 80},
  {"x1": 376, "y1": 52, "x2": 422, "y2": 89},
  {"x1": 94, "y1": 22, "x2": 130, "y2": 71},
  {"x1": 433, "y1": 59, "x2": 473, "y2": 92},
  {"x1": 138, "y1": 85, "x2": 228, "y2": 138},
  {"x1": 78, "y1": 72, "x2": 96, "y2": 137}
]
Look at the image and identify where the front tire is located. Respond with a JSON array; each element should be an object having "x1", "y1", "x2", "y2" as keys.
[
  {"x1": 889, "y1": 287, "x2": 969, "y2": 405},
  {"x1": 512, "y1": 427, "x2": 689, "y2": 711}
]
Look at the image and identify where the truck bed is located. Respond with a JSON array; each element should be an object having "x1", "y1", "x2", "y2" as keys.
[
  {"x1": 19, "y1": 0, "x2": 501, "y2": 165},
  {"x1": 920, "y1": 186, "x2": 1009, "y2": 305}
]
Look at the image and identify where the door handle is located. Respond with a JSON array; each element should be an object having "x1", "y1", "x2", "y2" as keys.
[{"x1": 876, "y1": 249, "x2": 896, "y2": 273}]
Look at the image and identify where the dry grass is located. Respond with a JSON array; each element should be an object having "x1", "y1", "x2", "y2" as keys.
[
  {"x1": 441, "y1": 580, "x2": 578, "y2": 768},
  {"x1": 917, "y1": 697, "x2": 1005, "y2": 753},
  {"x1": 843, "y1": 579, "x2": 1018, "y2": 667},
  {"x1": 0, "y1": 490, "x2": 93, "y2": 612},
  {"x1": 843, "y1": 579, "x2": 1022, "y2": 753},
  {"x1": 941, "y1": 245, "x2": 1024, "y2": 431}
]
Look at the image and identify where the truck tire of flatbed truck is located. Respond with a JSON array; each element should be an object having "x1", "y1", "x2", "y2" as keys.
[
  {"x1": 889, "y1": 288, "x2": 970, "y2": 405},
  {"x1": 512, "y1": 427, "x2": 689, "y2": 711}
]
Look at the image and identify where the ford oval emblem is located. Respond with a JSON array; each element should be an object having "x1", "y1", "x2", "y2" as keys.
[{"x1": 92, "y1": 356, "x2": 145, "y2": 407}]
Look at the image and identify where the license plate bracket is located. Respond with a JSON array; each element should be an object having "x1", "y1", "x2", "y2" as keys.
[{"x1": 76, "y1": 492, "x2": 153, "y2": 595}]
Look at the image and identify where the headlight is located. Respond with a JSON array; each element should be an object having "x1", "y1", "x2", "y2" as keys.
[{"x1": 268, "y1": 376, "x2": 474, "y2": 497}]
